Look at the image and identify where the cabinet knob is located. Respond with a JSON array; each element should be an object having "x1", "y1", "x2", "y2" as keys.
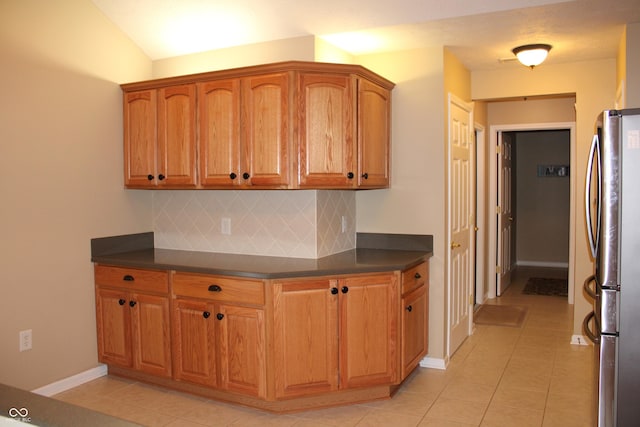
[
  {"x1": 147, "y1": 174, "x2": 154, "y2": 181},
  {"x1": 158, "y1": 174, "x2": 166, "y2": 181},
  {"x1": 203, "y1": 311, "x2": 210, "y2": 319},
  {"x1": 229, "y1": 172, "x2": 237, "y2": 180},
  {"x1": 129, "y1": 300, "x2": 137, "y2": 307},
  {"x1": 331, "y1": 287, "x2": 339, "y2": 295},
  {"x1": 347, "y1": 172, "x2": 354, "y2": 179},
  {"x1": 216, "y1": 313, "x2": 224, "y2": 320},
  {"x1": 406, "y1": 305, "x2": 413, "y2": 312},
  {"x1": 341, "y1": 286, "x2": 349, "y2": 294},
  {"x1": 208, "y1": 285, "x2": 222, "y2": 292},
  {"x1": 123, "y1": 275, "x2": 135, "y2": 282},
  {"x1": 362, "y1": 173, "x2": 369, "y2": 179},
  {"x1": 414, "y1": 272, "x2": 421, "y2": 279},
  {"x1": 242, "y1": 172, "x2": 250, "y2": 180},
  {"x1": 118, "y1": 299, "x2": 126, "y2": 306}
]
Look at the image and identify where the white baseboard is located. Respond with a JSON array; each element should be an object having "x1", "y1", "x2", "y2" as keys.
[
  {"x1": 419, "y1": 356, "x2": 448, "y2": 370},
  {"x1": 516, "y1": 261, "x2": 569, "y2": 269},
  {"x1": 31, "y1": 364, "x2": 108, "y2": 397},
  {"x1": 571, "y1": 334, "x2": 591, "y2": 346}
]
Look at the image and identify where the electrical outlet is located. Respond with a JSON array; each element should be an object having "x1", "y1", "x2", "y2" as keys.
[
  {"x1": 341, "y1": 216, "x2": 348, "y2": 233},
  {"x1": 221, "y1": 217, "x2": 231, "y2": 235},
  {"x1": 19, "y1": 329, "x2": 32, "y2": 352}
]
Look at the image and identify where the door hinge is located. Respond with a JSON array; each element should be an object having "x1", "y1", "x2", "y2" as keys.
[
  {"x1": 496, "y1": 205, "x2": 502, "y2": 215},
  {"x1": 496, "y1": 145, "x2": 502, "y2": 154},
  {"x1": 469, "y1": 294, "x2": 474, "y2": 305},
  {"x1": 496, "y1": 265, "x2": 501, "y2": 274}
]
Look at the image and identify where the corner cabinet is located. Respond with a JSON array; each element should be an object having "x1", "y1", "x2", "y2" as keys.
[
  {"x1": 93, "y1": 261, "x2": 427, "y2": 412},
  {"x1": 121, "y1": 61, "x2": 394, "y2": 190}
]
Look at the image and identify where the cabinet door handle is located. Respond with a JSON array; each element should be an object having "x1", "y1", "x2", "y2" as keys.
[
  {"x1": 203, "y1": 311, "x2": 210, "y2": 319},
  {"x1": 242, "y1": 172, "x2": 250, "y2": 180},
  {"x1": 331, "y1": 287, "x2": 339, "y2": 295},
  {"x1": 341, "y1": 286, "x2": 349, "y2": 294},
  {"x1": 229, "y1": 172, "x2": 237, "y2": 180},
  {"x1": 123, "y1": 275, "x2": 135, "y2": 281},
  {"x1": 208, "y1": 285, "x2": 222, "y2": 292},
  {"x1": 216, "y1": 313, "x2": 224, "y2": 320},
  {"x1": 147, "y1": 174, "x2": 154, "y2": 181},
  {"x1": 347, "y1": 172, "x2": 354, "y2": 179},
  {"x1": 406, "y1": 305, "x2": 413, "y2": 312},
  {"x1": 118, "y1": 299, "x2": 126, "y2": 306},
  {"x1": 362, "y1": 173, "x2": 369, "y2": 179},
  {"x1": 158, "y1": 174, "x2": 166, "y2": 181},
  {"x1": 129, "y1": 300, "x2": 137, "y2": 307},
  {"x1": 414, "y1": 272, "x2": 421, "y2": 279}
]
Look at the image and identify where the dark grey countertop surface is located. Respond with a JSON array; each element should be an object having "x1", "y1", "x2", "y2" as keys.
[
  {"x1": 0, "y1": 383, "x2": 140, "y2": 427},
  {"x1": 90, "y1": 232, "x2": 433, "y2": 278}
]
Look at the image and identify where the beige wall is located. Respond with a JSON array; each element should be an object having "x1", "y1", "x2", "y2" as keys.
[
  {"x1": 623, "y1": 22, "x2": 640, "y2": 107},
  {"x1": 0, "y1": 0, "x2": 153, "y2": 390},
  {"x1": 474, "y1": 60, "x2": 616, "y2": 336}
]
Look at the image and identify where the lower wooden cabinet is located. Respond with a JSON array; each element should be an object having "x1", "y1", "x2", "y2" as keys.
[
  {"x1": 94, "y1": 261, "x2": 428, "y2": 411},
  {"x1": 272, "y1": 273, "x2": 398, "y2": 398},
  {"x1": 95, "y1": 266, "x2": 171, "y2": 378}
]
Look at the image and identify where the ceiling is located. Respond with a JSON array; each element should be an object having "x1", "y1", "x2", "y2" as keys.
[{"x1": 91, "y1": 0, "x2": 640, "y2": 70}]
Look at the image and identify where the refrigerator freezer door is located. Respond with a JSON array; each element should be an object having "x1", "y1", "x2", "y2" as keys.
[{"x1": 598, "y1": 334, "x2": 617, "y2": 427}]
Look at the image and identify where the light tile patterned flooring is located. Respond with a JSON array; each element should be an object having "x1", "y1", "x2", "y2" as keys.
[{"x1": 54, "y1": 267, "x2": 595, "y2": 426}]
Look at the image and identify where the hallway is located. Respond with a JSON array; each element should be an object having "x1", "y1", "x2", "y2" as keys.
[{"x1": 54, "y1": 267, "x2": 595, "y2": 426}]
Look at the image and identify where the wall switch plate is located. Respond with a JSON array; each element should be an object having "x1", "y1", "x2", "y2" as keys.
[
  {"x1": 19, "y1": 329, "x2": 32, "y2": 352},
  {"x1": 221, "y1": 218, "x2": 231, "y2": 235}
]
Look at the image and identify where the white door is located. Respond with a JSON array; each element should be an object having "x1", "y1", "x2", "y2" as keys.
[
  {"x1": 448, "y1": 94, "x2": 474, "y2": 356},
  {"x1": 496, "y1": 132, "x2": 513, "y2": 296}
]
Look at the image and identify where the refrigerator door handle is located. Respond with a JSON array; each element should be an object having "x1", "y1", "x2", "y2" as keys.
[
  {"x1": 583, "y1": 275, "x2": 597, "y2": 300},
  {"x1": 583, "y1": 311, "x2": 600, "y2": 344},
  {"x1": 585, "y1": 134, "x2": 601, "y2": 260}
]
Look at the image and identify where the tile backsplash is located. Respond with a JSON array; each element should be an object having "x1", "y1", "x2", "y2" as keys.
[{"x1": 153, "y1": 190, "x2": 355, "y2": 259}]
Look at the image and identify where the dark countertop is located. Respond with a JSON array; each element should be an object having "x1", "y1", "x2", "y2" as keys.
[
  {"x1": 0, "y1": 383, "x2": 140, "y2": 427},
  {"x1": 91, "y1": 232, "x2": 433, "y2": 279}
]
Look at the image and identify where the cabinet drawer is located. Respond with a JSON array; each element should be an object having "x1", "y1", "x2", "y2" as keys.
[
  {"x1": 172, "y1": 273, "x2": 265, "y2": 306},
  {"x1": 401, "y1": 262, "x2": 428, "y2": 295},
  {"x1": 95, "y1": 265, "x2": 168, "y2": 293}
]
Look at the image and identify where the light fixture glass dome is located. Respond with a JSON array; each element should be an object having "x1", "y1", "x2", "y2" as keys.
[{"x1": 512, "y1": 44, "x2": 552, "y2": 68}]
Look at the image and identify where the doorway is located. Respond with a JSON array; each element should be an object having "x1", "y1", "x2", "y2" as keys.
[{"x1": 487, "y1": 122, "x2": 576, "y2": 304}]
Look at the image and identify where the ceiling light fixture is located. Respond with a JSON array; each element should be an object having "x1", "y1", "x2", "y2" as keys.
[{"x1": 512, "y1": 44, "x2": 552, "y2": 69}]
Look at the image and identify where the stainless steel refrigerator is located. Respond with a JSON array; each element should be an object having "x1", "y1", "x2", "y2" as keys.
[{"x1": 584, "y1": 108, "x2": 640, "y2": 427}]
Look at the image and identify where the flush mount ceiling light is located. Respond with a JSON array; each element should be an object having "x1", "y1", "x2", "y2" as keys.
[{"x1": 512, "y1": 44, "x2": 552, "y2": 69}]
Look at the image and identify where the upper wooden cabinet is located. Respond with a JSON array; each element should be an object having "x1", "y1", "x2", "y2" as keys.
[
  {"x1": 124, "y1": 85, "x2": 197, "y2": 188},
  {"x1": 121, "y1": 61, "x2": 394, "y2": 190}
]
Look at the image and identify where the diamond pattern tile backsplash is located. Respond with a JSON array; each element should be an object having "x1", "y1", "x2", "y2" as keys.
[{"x1": 152, "y1": 190, "x2": 355, "y2": 259}]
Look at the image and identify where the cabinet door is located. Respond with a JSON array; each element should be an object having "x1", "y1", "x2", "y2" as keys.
[
  {"x1": 157, "y1": 84, "x2": 197, "y2": 187},
  {"x1": 273, "y1": 279, "x2": 339, "y2": 398},
  {"x1": 339, "y1": 273, "x2": 398, "y2": 388},
  {"x1": 401, "y1": 284, "x2": 428, "y2": 379},
  {"x1": 124, "y1": 90, "x2": 157, "y2": 187},
  {"x1": 95, "y1": 288, "x2": 132, "y2": 367},
  {"x1": 218, "y1": 304, "x2": 266, "y2": 398},
  {"x1": 357, "y1": 79, "x2": 390, "y2": 188},
  {"x1": 298, "y1": 73, "x2": 356, "y2": 188},
  {"x1": 242, "y1": 73, "x2": 290, "y2": 187},
  {"x1": 172, "y1": 299, "x2": 217, "y2": 386},
  {"x1": 198, "y1": 79, "x2": 242, "y2": 187},
  {"x1": 130, "y1": 293, "x2": 172, "y2": 377}
]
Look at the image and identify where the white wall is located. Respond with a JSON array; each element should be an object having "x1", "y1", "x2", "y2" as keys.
[{"x1": 0, "y1": 0, "x2": 153, "y2": 390}]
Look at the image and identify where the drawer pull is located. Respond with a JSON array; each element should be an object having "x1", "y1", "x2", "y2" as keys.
[
  {"x1": 129, "y1": 300, "x2": 137, "y2": 307},
  {"x1": 414, "y1": 272, "x2": 421, "y2": 279},
  {"x1": 406, "y1": 305, "x2": 413, "y2": 312},
  {"x1": 341, "y1": 286, "x2": 349, "y2": 294},
  {"x1": 216, "y1": 313, "x2": 224, "y2": 320},
  {"x1": 123, "y1": 275, "x2": 135, "y2": 281},
  {"x1": 118, "y1": 299, "x2": 126, "y2": 306},
  {"x1": 208, "y1": 285, "x2": 222, "y2": 292},
  {"x1": 203, "y1": 311, "x2": 210, "y2": 319},
  {"x1": 331, "y1": 287, "x2": 339, "y2": 295}
]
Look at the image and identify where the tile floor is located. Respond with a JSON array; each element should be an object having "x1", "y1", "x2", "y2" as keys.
[{"x1": 54, "y1": 267, "x2": 595, "y2": 426}]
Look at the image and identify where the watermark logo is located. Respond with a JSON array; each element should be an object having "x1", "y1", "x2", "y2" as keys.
[{"x1": 8, "y1": 407, "x2": 31, "y2": 423}]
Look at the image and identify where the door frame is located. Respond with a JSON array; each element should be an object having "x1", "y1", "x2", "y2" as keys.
[
  {"x1": 487, "y1": 122, "x2": 576, "y2": 303},
  {"x1": 474, "y1": 124, "x2": 486, "y2": 305}
]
